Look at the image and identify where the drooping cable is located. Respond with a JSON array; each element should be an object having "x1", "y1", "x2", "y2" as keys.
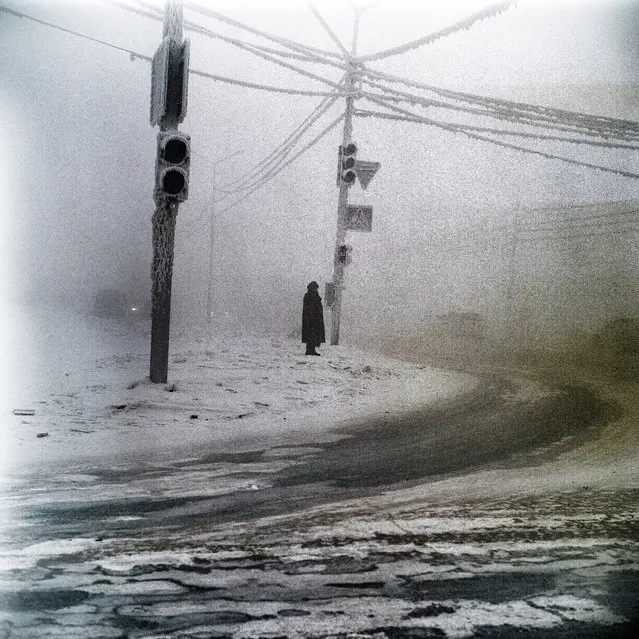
[
  {"x1": 355, "y1": 108, "x2": 639, "y2": 152},
  {"x1": 1, "y1": 3, "x2": 336, "y2": 97},
  {"x1": 216, "y1": 113, "x2": 344, "y2": 216},
  {"x1": 359, "y1": 65, "x2": 639, "y2": 139},
  {"x1": 220, "y1": 81, "x2": 345, "y2": 192},
  {"x1": 182, "y1": 17, "x2": 346, "y2": 90},
  {"x1": 359, "y1": 75, "x2": 639, "y2": 142},
  {"x1": 362, "y1": 94, "x2": 639, "y2": 179}
]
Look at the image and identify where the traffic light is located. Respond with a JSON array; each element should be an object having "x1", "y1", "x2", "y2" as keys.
[
  {"x1": 339, "y1": 142, "x2": 357, "y2": 186},
  {"x1": 338, "y1": 244, "x2": 353, "y2": 265},
  {"x1": 155, "y1": 131, "x2": 190, "y2": 202}
]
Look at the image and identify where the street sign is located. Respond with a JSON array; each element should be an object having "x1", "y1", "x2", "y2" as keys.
[
  {"x1": 355, "y1": 160, "x2": 380, "y2": 190},
  {"x1": 346, "y1": 205, "x2": 373, "y2": 232}
]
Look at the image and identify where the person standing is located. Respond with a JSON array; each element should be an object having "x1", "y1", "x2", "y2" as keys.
[{"x1": 302, "y1": 281, "x2": 325, "y2": 356}]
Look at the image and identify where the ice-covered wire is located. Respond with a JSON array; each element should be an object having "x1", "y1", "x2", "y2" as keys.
[
  {"x1": 359, "y1": 0, "x2": 516, "y2": 62},
  {"x1": 107, "y1": 0, "x2": 347, "y2": 89},
  {"x1": 363, "y1": 94, "x2": 639, "y2": 179},
  {"x1": 179, "y1": 112, "x2": 344, "y2": 243},
  {"x1": 189, "y1": 66, "x2": 339, "y2": 97},
  {"x1": 216, "y1": 113, "x2": 344, "y2": 216},
  {"x1": 126, "y1": 0, "x2": 346, "y2": 70},
  {"x1": 360, "y1": 66, "x2": 639, "y2": 139},
  {"x1": 183, "y1": 0, "x2": 343, "y2": 63},
  {"x1": 221, "y1": 91, "x2": 344, "y2": 194},
  {"x1": 0, "y1": 3, "x2": 152, "y2": 58},
  {"x1": 182, "y1": 18, "x2": 346, "y2": 91},
  {"x1": 356, "y1": 92, "x2": 630, "y2": 148},
  {"x1": 355, "y1": 107, "x2": 639, "y2": 152},
  {"x1": 1, "y1": 3, "x2": 338, "y2": 97},
  {"x1": 220, "y1": 83, "x2": 345, "y2": 192},
  {"x1": 307, "y1": 1, "x2": 350, "y2": 58},
  {"x1": 359, "y1": 76, "x2": 639, "y2": 142}
]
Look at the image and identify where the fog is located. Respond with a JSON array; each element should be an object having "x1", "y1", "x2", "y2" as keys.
[{"x1": 1, "y1": 0, "x2": 638, "y2": 356}]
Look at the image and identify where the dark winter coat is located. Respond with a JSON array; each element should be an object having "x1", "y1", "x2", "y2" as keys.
[{"x1": 302, "y1": 289, "x2": 326, "y2": 346}]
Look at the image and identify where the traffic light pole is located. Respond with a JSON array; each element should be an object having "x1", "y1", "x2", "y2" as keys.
[
  {"x1": 149, "y1": 0, "x2": 186, "y2": 384},
  {"x1": 330, "y1": 8, "x2": 362, "y2": 346},
  {"x1": 150, "y1": 199, "x2": 178, "y2": 383}
]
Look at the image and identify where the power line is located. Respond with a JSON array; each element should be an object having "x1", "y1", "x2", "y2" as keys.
[
  {"x1": 518, "y1": 214, "x2": 639, "y2": 234},
  {"x1": 130, "y1": 0, "x2": 336, "y2": 66},
  {"x1": 359, "y1": 66, "x2": 639, "y2": 139},
  {"x1": 362, "y1": 93, "x2": 639, "y2": 180},
  {"x1": 307, "y1": 1, "x2": 350, "y2": 58},
  {"x1": 182, "y1": 0, "x2": 343, "y2": 62},
  {"x1": 109, "y1": 0, "x2": 348, "y2": 83},
  {"x1": 355, "y1": 107, "x2": 639, "y2": 152},
  {"x1": 0, "y1": 3, "x2": 152, "y2": 60},
  {"x1": 359, "y1": 0, "x2": 516, "y2": 62},
  {"x1": 217, "y1": 113, "x2": 344, "y2": 214},
  {"x1": 106, "y1": 0, "x2": 347, "y2": 90},
  {"x1": 187, "y1": 66, "x2": 339, "y2": 97},
  {"x1": 0, "y1": 3, "x2": 337, "y2": 97},
  {"x1": 181, "y1": 19, "x2": 346, "y2": 91},
  {"x1": 518, "y1": 226, "x2": 639, "y2": 243},
  {"x1": 359, "y1": 76, "x2": 639, "y2": 142},
  {"x1": 220, "y1": 88, "x2": 344, "y2": 193},
  {"x1": 179, "y1": 112, "x2": 344, "y2": 243}
]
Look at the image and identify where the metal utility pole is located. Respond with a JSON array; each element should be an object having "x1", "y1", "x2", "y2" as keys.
[
  {"x1": 149, "y1": 0, "x2": 190, "y2": 383},
  {"x1": 206, "y1": 149, "x2": 243, "y2": 330},
  {"x1": 329, "y1": 6, "x2": 364, "y2": 346}
]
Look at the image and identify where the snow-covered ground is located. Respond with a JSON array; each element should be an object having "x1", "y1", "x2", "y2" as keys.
[
  {"x1": 1, "y1": 303, "x2": 475, "y2": 474},
  {"x1": 1, "y1": 303, "x2": 638, "y2": 637}
]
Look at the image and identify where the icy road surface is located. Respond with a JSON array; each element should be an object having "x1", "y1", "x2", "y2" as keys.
[{"x1": 0, "y1": 305, "x2": 638, "y2": 637}]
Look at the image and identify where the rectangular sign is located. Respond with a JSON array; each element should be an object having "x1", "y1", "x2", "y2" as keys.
[{"x1": 346, "y1": 205, "x2": 373, "y2": 232}]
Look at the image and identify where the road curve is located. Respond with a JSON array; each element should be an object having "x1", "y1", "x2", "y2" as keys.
[{"x1": 7, "y1": 374, "x2": 615, "y2": 543}]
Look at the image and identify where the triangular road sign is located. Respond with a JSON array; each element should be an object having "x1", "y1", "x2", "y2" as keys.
[{"x1": 355, "y1": 160, "x2": 381, "y2": 190}]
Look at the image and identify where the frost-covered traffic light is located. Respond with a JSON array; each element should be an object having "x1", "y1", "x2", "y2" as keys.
[
  {"x1": 338, "y1": 143, "x2": 357, "y2": 186},
  {"x1": 338, "y1": 244, "x2": 352, "y2": 265},
  {"x1": 154, "y1": 131, "x2": 190, "y2": 202}
]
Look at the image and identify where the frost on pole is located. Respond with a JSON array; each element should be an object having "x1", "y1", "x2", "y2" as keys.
[{"x1": 163, "y1": 0, "x2": 183, "y2": 41}]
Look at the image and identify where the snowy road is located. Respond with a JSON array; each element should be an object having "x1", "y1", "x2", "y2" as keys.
[
  {"x1": 1, "y1": 376, "x2": 610, "y2": 543},
  {"x1": 1, "y1": 308, "x2": 638, "y2": 637},
  {"x1": 1, "y1": 375, "x2": 638, "y2": 637}
]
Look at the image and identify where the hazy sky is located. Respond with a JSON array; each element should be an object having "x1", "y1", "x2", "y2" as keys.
[{"x1": 1, "y1": 0, "x2": 638, "y2": 341}]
